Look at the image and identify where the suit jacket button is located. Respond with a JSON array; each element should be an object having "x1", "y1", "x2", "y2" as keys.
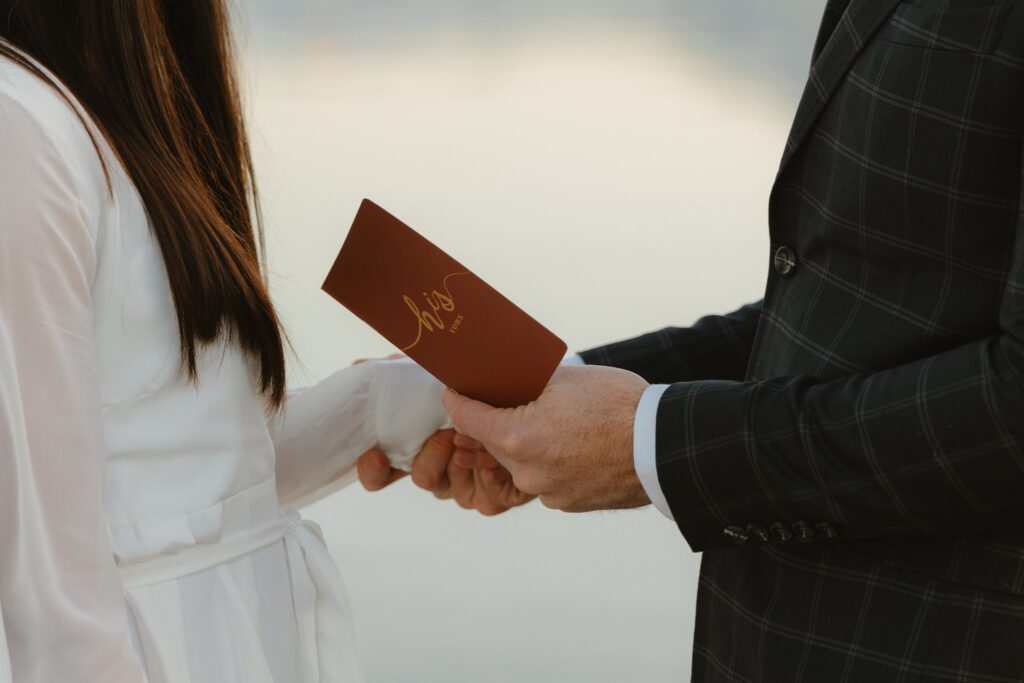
[
  {"x1": 769, "y1": 522, "x2": 793, "y2": 543},
  {"x1": 815, "y1": 522, "x2": 839, "y2": 539},
  {"x1": 746, "y1": 524, "x2": 770, "y2": 543},
  {"x1": 723, "y1": 526, "x2": 749, "y2": 544},
  {"x1": 773, "y1": 245, "x2": 797, "y2": 277},
  {"x1": 793, "y1": 520, "x2": 815, "y2": 542}
]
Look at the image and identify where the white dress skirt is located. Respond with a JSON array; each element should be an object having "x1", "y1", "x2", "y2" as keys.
[{"x1": 0, "y1": 52, "x2": 449, "y2": 682}]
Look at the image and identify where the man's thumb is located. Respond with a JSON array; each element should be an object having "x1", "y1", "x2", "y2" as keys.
[{"x1": 442, "y1": 388, "x2": 499, "y2": 443}]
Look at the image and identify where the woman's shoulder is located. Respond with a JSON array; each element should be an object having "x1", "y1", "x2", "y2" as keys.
[{"x1": 0, "y1": 54, "x2": 110, "y2": 218}]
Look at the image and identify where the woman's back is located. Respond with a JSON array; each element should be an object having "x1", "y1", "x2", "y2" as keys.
[
  {"x1": 0, "y1": 53, "x2": 153, "y2": 682},
  {"x1": 0, "y1": 56, "x2": 282, "y2": 563},
  {"x1": 0, "y1": 54, "x2": 373, "y2": 682}
]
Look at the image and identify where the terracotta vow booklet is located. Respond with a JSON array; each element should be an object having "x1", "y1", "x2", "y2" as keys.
[{"x1": 322, "y1": 199, "x2": 567, "y2": 408}]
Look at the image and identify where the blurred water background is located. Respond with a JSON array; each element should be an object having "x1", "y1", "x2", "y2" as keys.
[{"x1": 242, "y1": 2, "x2": 824, "y2": 681}]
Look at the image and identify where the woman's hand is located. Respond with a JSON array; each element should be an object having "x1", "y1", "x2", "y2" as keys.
[
  {"x1": 356, "y1": 430, "x2": 536, "y2": 516},
  {"x1": 352, "y1": 353, "x2": 534, "y2": 514},
  {"x1": 356, "y1": 429, "x2": 458, "y2": 493}
]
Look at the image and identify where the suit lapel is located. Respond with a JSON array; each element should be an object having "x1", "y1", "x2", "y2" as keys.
[
  {"x1": 811, "y1": 0, "x2": 853, "y2": 62},
  {"x1": 776, "y1": 0, "x2": 904, "y2": 178}
]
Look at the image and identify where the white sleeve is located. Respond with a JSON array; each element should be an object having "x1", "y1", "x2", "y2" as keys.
[
  {"x1": 271, "y1": 360, "x2": 451, "y2": 508},
  {"x1": 0, "y1": 96, "x2": 148, "y2": 680},
  {"x1": 633, "y1": 384, "x2": 675, "y2": 520}
]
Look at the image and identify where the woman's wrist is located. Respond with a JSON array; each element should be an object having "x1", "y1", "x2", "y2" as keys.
[{"x1": 369, "y1": 359, "x2": 451, "y2": 472}]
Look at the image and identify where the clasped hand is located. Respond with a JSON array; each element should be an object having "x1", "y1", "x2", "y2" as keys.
[{"x1": 357, "y1": 365, "x2": 652, "y2": 514}]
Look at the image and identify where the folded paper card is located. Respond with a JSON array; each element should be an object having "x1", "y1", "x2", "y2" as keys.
[{"x1": 322, "y1": 199, "x2": 567, "y2": 408}]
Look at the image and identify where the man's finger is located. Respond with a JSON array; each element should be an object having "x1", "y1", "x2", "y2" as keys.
[
  {"x1": 356, "y1": 449, "x2": 407, "y2": 491},
  {"x1": 453, "y1": 448, "x2": 504, "y2": 471},
  {"x1": 452, "y1": 433, "x2": 485, "y2": 450},
  {"x1": 486, "y1": 467, "x2": 512, "y2": 483},
  {"x1": 411, "y1": 429, "x2": 456, "y2": 492},
  {"x1": 447, "y1": 464, "x2": 475, "y2": 509},
  {"x1": 452, "y1": 448, "x2": 482, "y2": 468}
]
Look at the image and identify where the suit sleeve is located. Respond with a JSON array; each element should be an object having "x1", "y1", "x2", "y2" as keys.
[
  {"x1": 578, "y1": 301, "x2": 762, "y2": 384},
  {"x1": 658, "y1": 171, "x2": 1024, "y2": 551}
]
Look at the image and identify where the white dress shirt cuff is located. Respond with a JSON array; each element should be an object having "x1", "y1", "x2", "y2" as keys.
[
  {"x1": 634, "y1": 384, "x2": 674, "y2": 520},
  {"x1": 562, "y1": 354, "x2": 586, "y2": 366}
]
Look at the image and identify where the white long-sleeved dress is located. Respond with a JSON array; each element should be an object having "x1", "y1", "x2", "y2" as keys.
[
  {"x1": 0, "y1": 605, "x2": 9, "y2": 683},
  {"x1": 0, "y1": 54, "x2": 449, "y2": 682}
]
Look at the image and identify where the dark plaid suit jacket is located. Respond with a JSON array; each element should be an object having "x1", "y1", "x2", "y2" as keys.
[{"x1": 581, "y1": 0, "x2": 1024, "y2": 680}]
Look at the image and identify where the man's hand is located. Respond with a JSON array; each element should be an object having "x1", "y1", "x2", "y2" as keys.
[
  {"x1": 356, "y1": 430, "x2": 536, "y2": 515},
  {"x1": 425, "y1": 444, "x2": 537, "y2": 516},
  {"x1": 442, "y1": 365, "x2": 650, "y2": 512}
]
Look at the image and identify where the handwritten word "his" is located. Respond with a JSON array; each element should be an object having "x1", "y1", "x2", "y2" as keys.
[{"x1": 401, "y1": 272, "x2": 469, "y2": 351}]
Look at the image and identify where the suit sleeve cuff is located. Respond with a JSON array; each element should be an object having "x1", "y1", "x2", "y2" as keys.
[{"x1": 634, "y1": 384, "x2": 674, "y2": 519}]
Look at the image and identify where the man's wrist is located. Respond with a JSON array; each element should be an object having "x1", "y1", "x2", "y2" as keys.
[
  {"x1": 572, "y1": 353, "x2": 673, "y2": 517},
  {"x1": 633, "y1": 384, "x2": 674, "y2": 519}
]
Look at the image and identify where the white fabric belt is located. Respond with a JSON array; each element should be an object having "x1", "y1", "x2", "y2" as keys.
[{"x1": 118, "y1": 512, "x2": 301, "y2": 591}]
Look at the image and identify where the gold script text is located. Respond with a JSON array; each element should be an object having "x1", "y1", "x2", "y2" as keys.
[{"x1": 401, "y1": 272, "x2": 469, "y2": 350}]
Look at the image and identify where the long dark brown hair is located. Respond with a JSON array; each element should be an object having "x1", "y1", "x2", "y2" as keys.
[{"x1": 0, "y1": 1, "x2": 287, "y2": 407}]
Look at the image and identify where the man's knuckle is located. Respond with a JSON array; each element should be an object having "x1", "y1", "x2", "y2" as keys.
[
  {"x1": 538, "y1": 495, "x2": 564, "y2": 511},
  {"x1": 501, "y1": 431, "x2": 526, "y2": 455},
  {"x1": 513, "y1": 471, "x2": 542, "y2": 496},
  {"x1": 478, "y1": 503, "x2": 504, "y2": 517},
  {"x1": 412, "y1": 471, "x2": 436, "y2": 490}
]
